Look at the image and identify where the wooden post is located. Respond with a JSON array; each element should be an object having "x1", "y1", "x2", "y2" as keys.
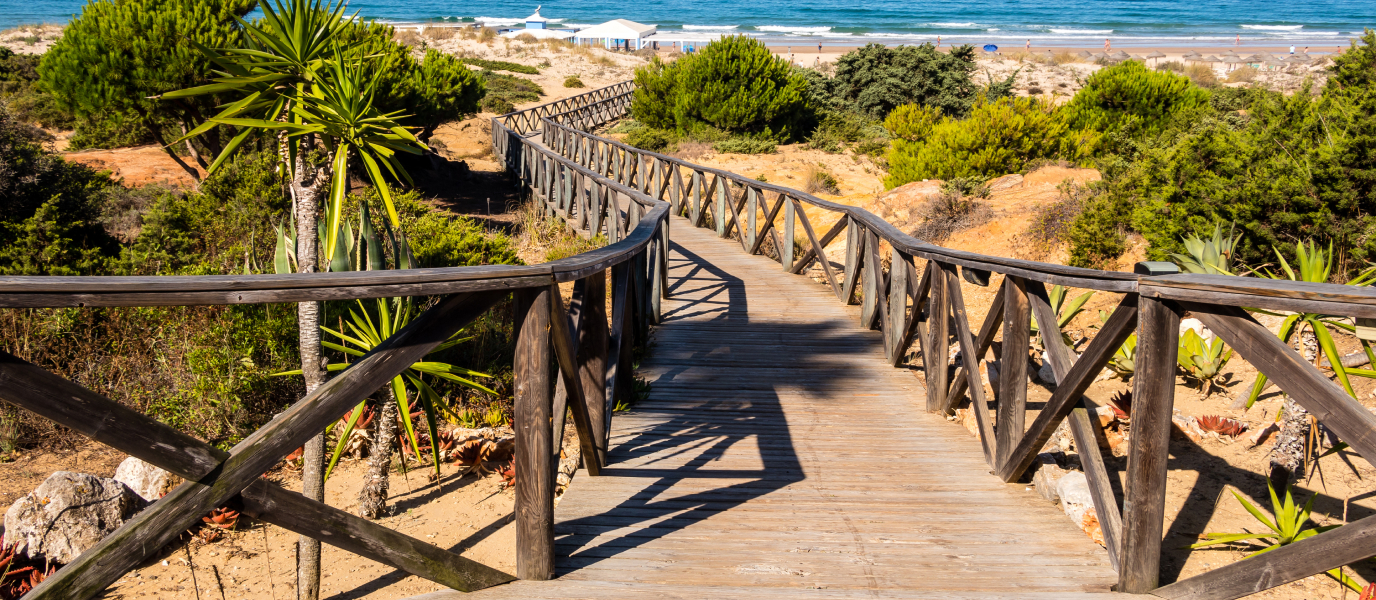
[
  {"x1": 924, "y1": 261, "x2": 950, "y2": 412},
  {"x1": 578, "y1": 276, "x2": 609, "y2": 468},
  {"x1": 783, "y1": 198, "x2": 795, "y2": 271},
  {"x1": 996, "y1": 276, "x2": 1030, "y2": 468},
  {"x1": 513, "y1": 286, "x2": 555, "y2": 581},
  {"x1": 1118, "y1": 294, "x2": 1181, "y2": 593}
]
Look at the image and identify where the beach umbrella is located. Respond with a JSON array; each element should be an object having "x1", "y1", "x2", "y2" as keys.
[
  {"x1": 1242, "y1": 54, "x2": 1263, "y2": 63},
  {"x1": 1222, "y1": 55, "x2": 1242, "y2": 71},
  {"x1": 1091, "y1": 52, "x2": 1107, "y2": 60},
  {"x1": 1147, "y1": 50, "x2": 1166, "y2": 64},
  {"x1": 1112, "y1": 50, "x2": 1131, "y2": 59},
  {"x1": 1265, "y1": 57, "x2": 1285, "y2": 70},
  {"x1": 1283, "y1": 54, "x2": 1307, "y2": 64},
  {"x1": 1203, "y1": 55, "x2": 1220, "y2": 63},
  {"x1": 983, "y1": 44, "x2": 998, "y2": 52},
  {"x1": 1076, "y1": 50, "x2": 1092, "y2": 59}
]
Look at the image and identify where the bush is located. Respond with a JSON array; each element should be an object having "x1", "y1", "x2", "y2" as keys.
[
  {"x1": 712, "y1": 137, "x2": 777, "y2": 154},
  {"x1": 40, "y1": 0, "x2": 256, "y2": 152},
  {"x1": 1060, "y1": 61, "x2": 1211, "y2": 140},
  {"x1": 1157, "y1": 61, "x2": 1185, "y2": 73},
  {"x1": 0, "y1": 107, "x2": 117, "y2": 275},
  {"x1": 624, "y1": 127, "x2": 674, "y2": 152},
  {"x1": 909, "y1": 178, "x2": 993, "y2": 242},
  {"x1": 885, "y1": 96, "x2": 1088, "y2": 187},
  {"x1": 1227, "y1": 65, "x2": 1259, "y2": 83},
  {"x1": 482, "y1": 71, "x2": 544, "y2": 109},
  {"x1": 402, "y1": 49, "x2": 485, "y2": 140},
  {"x1": 351, "y1": 187, "x2": 521, "y2": 268},
  {"x1": 481, "y1": 95, "x2": 515, "y2": 115},
  {"x1": 828, "y1": 43, "x2": 1011, "y2": 119},
  {"x1": 1185, "y1": 64, "x2": 1219, "y2": 88},
  {"x1": 804, "y1": 165, "x2": 841, "y2": 195},
  {"x1": 563, "y1": 75, "x2": 585, "y2": 88},
  {"x1": 883, "y1": 103, "x2": 942, "y2": 142},
  {"x1": 459, "y1": 57, "x2": 539, "y2": 75},
  {"x1": 807, "y1": 109, "x2": 889, "y2": 153},
  {"x1": 631, "y1": 35, "x2": 816, "y2": 141}
]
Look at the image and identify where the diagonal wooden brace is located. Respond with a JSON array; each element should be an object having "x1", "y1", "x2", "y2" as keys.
[{"x1": 20, "y1": 290, "x2": 512, "y2": 600}]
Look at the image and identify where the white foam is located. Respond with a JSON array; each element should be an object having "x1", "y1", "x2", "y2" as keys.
[
  {"x1": 474, "y1": 17, "x2": 525, "y2": 26},
  {"x1": 683, "y1": 24, "x2": 738, "y2": 30},
  {"x1": 1049, "y1": 28, "x2": 1114, "y2": 35},
  {"x1": 756, "y1": 25, "x2": 832, "y2": 33},
  {"x1": 926, "y1": 22, "x2": 980, "y2": 28},
  {"x1": 987, "y1": 28, "x2": 1001, "y2": 32},
  {"x1": 1241, "y1": 25, "x2": 1303, "y2": 30}
]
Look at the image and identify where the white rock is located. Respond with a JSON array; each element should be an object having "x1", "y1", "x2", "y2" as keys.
[
  {"x1": 1179, "y1": 318, "x2": 1214, "y2": 341},
  {"x1": 1031, "y1": 454, "x2": 1068, "y2": 503},
  {"x1": 4, "y1": 472, "x2": 145, "y2": 563},
  {"x1": 113, "y1": 456, "x2": 175, "y2": 502},
  {"x1": 1037, "y1": 351, "x2": 1057, "y2": 384},
  {"x1": 1055, "y1": 471, "x2": 1095, "y2": 525}
]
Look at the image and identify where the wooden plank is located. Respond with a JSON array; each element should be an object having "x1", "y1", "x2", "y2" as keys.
[
  {"x1": 1028, "y1": 280, "x2": 1076, "y2": 381},
  {"x1": 549, "y1": 284, "x2": 603, "y2": 477},
  {"x1": 996, "y1": 276, "x2": 1031, "y2": 469},
  {"x1": 942, "y1": 279, "x2": 1005, "y2": 410},
  {"x1": 900, "y1": 259, "x2": 932, "y2": 366},
  {"x1": 789, "y1": 214, "x2": 850, "y2": 276},
  {"x1": 1067, "y1": 407, "x2": 1123, "y2": 573},
  {"x1": 1118, "y1": 295, "x2": 1181, "y2": 594},
  {"x1": 996, "y1": 294, "x2": 1139, "y2": 482},
  {"x1": 1152, "y1": 511, "x2": 1376, "y2": 600},
  {"x1": 1185, "y1": 302, "x2": 1376, "y2": 465},
  {"x1": 840, "y1": 218, "x2": 863, "y2": 304},
  {"x1": 747, "y1": 192, "x2": 787, "y2": 256},
  {"x1": 514, "y1": 286, "x2": 556, "y2": 581},
  {"x1": 888, "y1": 248, "x2": 911, "y2": 364},
  {"x1": 793, "y1": 198, "x2": 841, "y2": 298},
  {"x1": 924, "y1": 261, "x2": 950, "y2": 413},
  {"x1": 945, "y1": 264, "x2": 996, "y2": 464},
  {"x1": 24, "y1": 290, "x2": 510, "y2": 600},
  {"x1": 782, "y1": 196, "x2": 795, "y2": 271},
  {"x1": 1143, "y1": 273, "x2": 1376, "y2": 318},
  {"x1": 861, "y1": 228, "x2": 882, "y2": 331}
]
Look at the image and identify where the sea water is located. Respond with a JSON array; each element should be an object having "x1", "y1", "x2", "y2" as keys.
[{"x1": 4, "y1": 0, "x2": 1374, "y2": 47}]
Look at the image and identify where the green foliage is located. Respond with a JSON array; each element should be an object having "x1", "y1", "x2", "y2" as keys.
[
  {"x1": 883, "y1": 103, "x2": 942, "y2": 142},
  {"x1": 1029, "y1": 284, "x2": 1094, "y2": 342},
  {"x1": 481, "y1": 71, "x2": 544, "y2": 111},
  {"x1": 351, "y1": 186, "x2": 521, "y2": 268},
  {"x1": 1177, "y1": 329, "x2": 1232, "y2": 396},
  {"x1": 631, "y1": 36, "x2": 816, "y2": 141},
  {"x1": 563, "y1": 75, "x2": 585, "y2": 88},
  {"x1": 1060, "y1": 61, "x2": 1211, "y2": 141},
  {"x1": 828, "y1": 43, "x2": 1010, "y2": 119},
  {"x1": 885, "y1": 96, "x2": 1088, "y2": 186},
  {"x1": 624, "y1": 126, "x2": 673, "y2": 152},
  {"x1": 1099, "y1": 310, "x2": 1137, "y2": 379},
  {"x1": 40, "y1": 0, "x2": 256, "y2": 150},
  {"x1": 0, "y1": 107, "x2": 117, "y2": 275},
  {"x1": 457, "y1": 57, "x2": 539, "y2": 75},
  {"x1": 712, "y1": 137, "x2": 777, "y2": 154},
  {"x1": 1171, "y1": 223, "x2": 1240, "y2": 275},
  {"x1": 808, "y1": 109, "x2": 889, "y2": 154},
  {"x1": 401, "y1": 49, "x2": 485, "y2": 140},
  {"x1": 1192, "y1": 483, "x2": 1362, "y2": 592}
]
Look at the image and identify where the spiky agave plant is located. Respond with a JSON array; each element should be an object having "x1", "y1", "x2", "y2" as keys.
[
  {"x1": 1191, "y1": 483, "x2": 1362, "y2": 592},
  {"x1": 1171, "y1": 223, "x2": 1240, "y2": 275},
  {"x1": 1177, "y1": 329, "x2": 1233, "y2": 397},
  {"x1": 1031, "y1": 284, "x2": 1095, "y2": 346}
]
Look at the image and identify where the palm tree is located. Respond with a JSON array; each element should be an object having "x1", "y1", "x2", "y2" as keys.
[{"x1": 160, "y1": 2, "x2": 426, "y2": 596}]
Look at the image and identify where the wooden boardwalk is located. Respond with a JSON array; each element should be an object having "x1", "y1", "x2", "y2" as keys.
[{"x1": 423, "y1": 217, "x2": 1120, "y2": 599}]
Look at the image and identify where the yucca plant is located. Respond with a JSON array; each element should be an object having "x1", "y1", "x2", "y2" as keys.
[
  {"x1": 1178, "y1": 329, "x2": 1233, "y2": 397},
  {"x1": 1099, "y1": 309, "x2": 1137, "y2": 379},
  {"x1": 1031, "y1": 284, "x2": 1095, "y2": 346},
  {"x1": 1171, "y1": 223, "x2": 1240, "y2": 275},
  {"x1": 1191, "y1": 483, "x2": 1361, "y2": 592},
  {"x1": 1245, "y1": 241, "x2": 1376, "y2": 407}
]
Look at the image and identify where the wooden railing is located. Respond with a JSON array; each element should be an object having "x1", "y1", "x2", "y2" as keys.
[
  {"x1": 529, "y1": 83, "x2": 1376, "y2": 599},
  {"x1": 0, "y1": 86, "x2": 661, "y2": 599}
]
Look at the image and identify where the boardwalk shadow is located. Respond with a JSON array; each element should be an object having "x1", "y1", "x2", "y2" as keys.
[{"x1": 551, "y1": 232, "x2": 884, "y2": 573}]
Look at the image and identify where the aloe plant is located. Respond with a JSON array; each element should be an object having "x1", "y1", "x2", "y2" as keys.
[
  {"x1": 1098, "y1": 309, "x2": 1137, "y2": 379},
  {"x1": 1246, "y1": 241, "x2": 1376, "y2": 408},
  {"x1": 1031, "y1": 284, "x2": 1095, "y2": 346},
  {"x1": 1178, "y1": 329, "x2": 1233, "y2": 397},
  {"x1": 1171, "y1": 223, "x2": 1240, "y2": 275},
  {"x1": 1191, "y1": 482, "x2": 1361, "y2": 592}
]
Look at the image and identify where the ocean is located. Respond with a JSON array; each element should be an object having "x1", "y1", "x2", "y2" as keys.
[{"x1": 4, "y1": 0, "x2": 1374, "y2": 48}]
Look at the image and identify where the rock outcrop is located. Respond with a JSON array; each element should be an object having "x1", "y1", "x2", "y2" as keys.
[{"x1": 4, "y1": 471, "x2": 146, "y2": 563}]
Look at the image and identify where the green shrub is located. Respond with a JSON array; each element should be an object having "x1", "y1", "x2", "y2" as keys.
[
  {"x1": 482, "y1": 95, "x2": 515, "y2": 114},
  {"x1": 712, "y1": 137, "x2": 777, "y2": 154},
  {"x1": 0, "y1": 107, "x2": 117, "y2": 275},
  {"x1": 482, "y1": 71, "x2": 544, "y2": 109},
  {"x1": 1060, "y1": 61, "x2": 1210, "y2": 140},
  {"x1": 349, "y1": 187, "x2": 521, "y2": 268},
  {"x1": 402, "y1": 49, "x2": 485, "y2": 140},
  {"x1": 807, "y1": 109, "x2": 889, "y2": 153},
  {"x1": 1157, "y1": 61, "x2": 1185, "y2": 73},
  {"x1": 563, "y1": 75, "x2": 586, "y2": 88},
  {"x1": 883, "y1": 103, "x2": 942, "y2": 142},
  {"x1": 1185, "y1": 64, "x2": 1220, "y2": 88},
  {"x1": 631, "y1": 35, "x2": 816, "y2": 141},
  {"x1": 884, "y1": 96, "x2": 1088, "y2": 187},
  {"x1": 40, "y1": 0, "x2": 256, "y2": 152},
  {"x1": 624, "y1": 127, "x2": 674, "y2": 152},
  {"x1": 459, "y1": 57, "x2": 539, "y2": 74},
  {"x1": 829, "y1": 43, "x2": 1011, "y2": 119},
  {"x1": 1227, "y1": 65, "x2": 1259, "y2": 83}
]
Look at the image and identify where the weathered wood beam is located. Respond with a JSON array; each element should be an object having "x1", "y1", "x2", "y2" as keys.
[
  {"x1": 943, "y1": 279, "x2": 1006, "y2": 411},
  {"x1": 996, "y1": 276, "x2": 1031, "y2": 469},
  {"x1": 1067, "y1": 406, "x2": 1123, "y2": 573},
  {"x1": 549, "y1": 284, "x2": 603, "y2": 477},
  {"x1": 792, "y1": 198, "x2": 841, "y2": 298},
  {"x1": 513, "y1": 286, "x2": 556, "y2": 580},
  {"x1": 944, "y1": 264, "x2": 996, "y2": 464}
]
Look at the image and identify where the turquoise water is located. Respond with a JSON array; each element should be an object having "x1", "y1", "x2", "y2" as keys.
[{"x1": 5, "y1": 0, "x2": 1374, "y2": 47}]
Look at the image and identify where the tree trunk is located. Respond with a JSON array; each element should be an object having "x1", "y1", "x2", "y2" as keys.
[
  {"x1": 1267, "y1": 329, "x2": 1318, "y2": 492},
  {"x1": 179, "y1": 121, "x2": 209, "y2": 170},
  {"x1": 359, "y1": 388, "x2": 399, "y2": 519},
  {"x1": 291, "y1": 138, "x2": 329, "y2": 600},
  {"x1": 148, "y1": 126, "x2": 202, "y2": 184}
]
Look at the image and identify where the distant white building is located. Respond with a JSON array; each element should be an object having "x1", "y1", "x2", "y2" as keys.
[
  {"x1": 574, "y1": 19, "x2": 657, "y2": 50},
  {"x1": 499, "y1": 6, "x2": 576, "y2": 40},
  {"x1": 524, "y1": 6, "x2": 549, "y2": 30}
]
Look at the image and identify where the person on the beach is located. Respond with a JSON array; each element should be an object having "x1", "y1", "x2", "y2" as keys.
[
  {"x1": 1026, "y1": 39, "x2": 1030, "y2": 51},
  {"x1": 790, "y1": 52, "x2": 795, "y2": 64},
  {"x1": 1235, "y1": 34, "x2": 1239, "y2": 46},
  {"x1": 1290, "y1": 45, "x2": 1295, "y2": 54},
  {"x1": 1303, "y1": 46, "x2": 1309, "y2": 54},
  {"x1": 1104, "y1": 38, "x2": 1111, "y2": 52},
  {"x1": 937, "y1": 36, "x2": 941, "y2": 48}
]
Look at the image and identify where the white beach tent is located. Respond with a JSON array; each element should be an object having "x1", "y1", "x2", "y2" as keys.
[
  {"x1": 639, "y1": 32, "x2": 716, "y2": 53},
  {"x1": 575, "y1": 19, "x2": 658, "y2": 50},
  {"x1": 501, "y1": 28, "x2": 574, "y2": 40}
]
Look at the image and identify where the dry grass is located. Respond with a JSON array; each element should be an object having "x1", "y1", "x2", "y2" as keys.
[
  {"x1": 1227, "y1": 65, "x2": 1259, "y2": 83},
  {"x1": 1014, "y1": 180, "x2": 1094, "y2": 260},
  {"x1": 478, "y1": 27, "x2": 497, "y2": 43},
  {"x1": 515, "y1": 33, "x2": 538, "y2": 43},
  {"x1": 1010, "y1": 50, "x2": 1086, "y2": 66},
  {"x1": 1185, "y1": 64, "x2": 1220, "y2": 88},
  {"x1": 803, "y1": 164, "x2": 841, "y2": 195},
  {"x1": 425, "y1": 26, "x2": 457, "y2": 41},
  {"x1": 514, "y1": 200, "x2": 604, "y2": 262},
  {"x1": 909, "y1": 179, "x2": 993, "y2": 243},
  {"x1": 394, "y1": 29, "x2": 425, "y2": 48}
]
